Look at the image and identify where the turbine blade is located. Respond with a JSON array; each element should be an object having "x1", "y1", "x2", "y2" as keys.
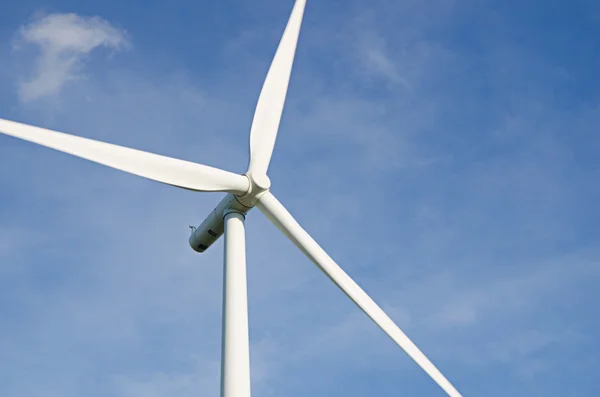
[
  {"x1": 0, "y1": 118, "x2": 249, "y2": 194},
  {"x1": 246, "y1": 0, "x2": 306, "y2": 178},
  {"x1": 256, "y1": 191, "x2": 462, "y2": 397}
]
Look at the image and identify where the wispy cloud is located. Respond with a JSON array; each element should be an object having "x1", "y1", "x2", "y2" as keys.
[
  {"x1": 355, "y1": 31, "x2": 408, "y2": 86},
  {"x1": 14, "y1": 13, "x2": 128, "y2": 102}
]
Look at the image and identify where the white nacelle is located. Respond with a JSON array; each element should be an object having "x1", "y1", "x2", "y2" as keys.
[{"x1": 189, "y1": 194, "x2": 252, "y2": 253}]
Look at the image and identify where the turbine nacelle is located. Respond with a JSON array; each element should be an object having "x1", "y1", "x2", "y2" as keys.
[
  {"x1": 189, "y1": 193, "x2": 251, "y2": 253},
  {"x1": 188, "y1": 172, "x2": 271, "y2": 253}
]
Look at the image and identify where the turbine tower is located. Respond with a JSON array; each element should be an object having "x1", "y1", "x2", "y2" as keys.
[{"x1": 0, "y1": 1, "x2": 462, "y2": 396}]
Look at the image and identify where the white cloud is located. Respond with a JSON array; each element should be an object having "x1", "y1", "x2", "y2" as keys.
[
  {"x1": 356, "y1": 31, "x2": 407, "y2": 86},
  {"x1": 15, "y1": 13, "x2": 129, "y2": 102}
]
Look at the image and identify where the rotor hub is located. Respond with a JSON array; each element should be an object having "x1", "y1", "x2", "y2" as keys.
[
  {"x1": 250, "y1": 172, "x2": 271, "y2": 191},
  {"x1": 236, "y1": 173, "x2": 271, "y2": 207}
]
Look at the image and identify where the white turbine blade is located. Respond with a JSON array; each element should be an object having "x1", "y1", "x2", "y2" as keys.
[
  {"x1": 246, "y1": 0, "x2": 306, "y2": 177},
  {"x1": 0, "y1": 118, "x2": 249, "y2": 194},
  {"x1": 256, "y1": 191, "x2": 462, "y2": 397}
]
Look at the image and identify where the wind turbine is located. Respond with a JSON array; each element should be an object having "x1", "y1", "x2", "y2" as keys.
[{"x1": 0, "y1": 1, "x2": 463, "y2": 396}]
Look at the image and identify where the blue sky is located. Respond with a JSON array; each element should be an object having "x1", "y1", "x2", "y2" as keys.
[{"x1": 0, "y1": 0, "x2": 599, "y2": 396}]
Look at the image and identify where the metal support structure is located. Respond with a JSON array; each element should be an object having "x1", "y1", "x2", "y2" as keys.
[{"x1": 220, "y1": 210, "x2": 251, "y2": 397}]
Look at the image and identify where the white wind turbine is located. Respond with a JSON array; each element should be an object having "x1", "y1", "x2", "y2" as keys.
[{"x1": 0, "y1": 1, "x2": 463, "y2": 396}]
